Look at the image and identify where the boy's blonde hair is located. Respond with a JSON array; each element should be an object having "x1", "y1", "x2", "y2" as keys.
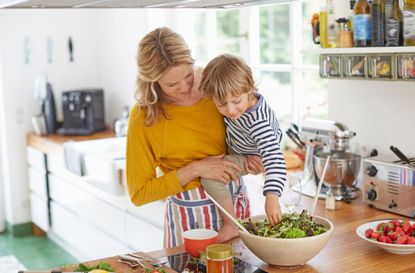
[
  {"x1": 135, "y1": 27, "x2": 195, "y2": 126},
  {"x1": 200, "y1": 54, "x2": 257, "y2": 104}
]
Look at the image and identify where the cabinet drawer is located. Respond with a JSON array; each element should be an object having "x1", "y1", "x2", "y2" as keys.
[
  {"x1": 49, "y1": 174, "x2": 126, "y2": 242},
  {"x1": 125, "y1": 213, "x2": 163, "y2": 252},
  {"x1": 28, "y1": 166, "x2": 47, "y2": 198},
  {"x1": 50, "y1": 201, "x2": 130, "y2": 260},
  {"x1": 27, "y1": 146, "x2": 46, "y2": 170},
  {"x1": 30, "y1": 192, "x2": 49, "y2": 232}
]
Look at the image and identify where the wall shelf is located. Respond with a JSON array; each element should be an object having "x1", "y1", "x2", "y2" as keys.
[{"x1": 302, "y1": 46, "x2": 415, "y2": 55}]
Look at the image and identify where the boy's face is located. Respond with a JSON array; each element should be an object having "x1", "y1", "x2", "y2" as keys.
[{"x1": 213, "y1": 92, "x2": 254, "y2": 120}]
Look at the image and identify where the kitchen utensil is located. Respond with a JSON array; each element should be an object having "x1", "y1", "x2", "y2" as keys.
[
  {"x1": 286, "y1": 129, "x2": 305, "y2": 149},
  {"x1": 204, "y1": 192, "x2": 249, "y2": 233},
  {"x1": 390, "y1": 145, "x2": 414, "y2": 166},
  {"x1": 356, "y1": 219, "x2": 415, "y2": 254},
  {"x1": 314, "y1": 152, "x2": 361, "y2": 197},
  {"x1": 311, "y1": 156, "x2": 330, "y2": 216},
  {"x1": 239, "y1": 214, "x2": 333, "y2": 266}
]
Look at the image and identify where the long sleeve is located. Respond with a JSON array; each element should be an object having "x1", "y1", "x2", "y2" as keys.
[
  {"x1": 126, "y1": 106, "x2": 184, "y2": 206},
  {"x1": 126, "y1": 99, "x2": 227, "y2": 207}
]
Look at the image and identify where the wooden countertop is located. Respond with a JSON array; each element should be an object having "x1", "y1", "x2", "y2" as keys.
[
  {"x1": 61, "y1": 196, "x2": 415, "y2": 273},
  {"x1": 27, "y1": 129, "x2": 115, "y2": 155}
]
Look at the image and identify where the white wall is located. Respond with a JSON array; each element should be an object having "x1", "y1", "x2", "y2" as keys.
[
  {"x1": 329, "y1": 80, "x2": 415, "y2": 156},
  {"x1": 0, "y1": 8, "x2": 174, "y2": 226},
  {"x1": 0, "y1": 9, "x2": 102, "y2": 225}
]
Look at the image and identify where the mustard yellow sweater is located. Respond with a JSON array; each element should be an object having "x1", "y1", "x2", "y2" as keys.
[{"x1": 126, "y1": 98, "x2": 226, "y2": 206}]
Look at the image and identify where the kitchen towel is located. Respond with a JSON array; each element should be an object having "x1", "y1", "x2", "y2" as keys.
[{"x1": 63, "y1": 141, "x2": 85, "y2": 176}]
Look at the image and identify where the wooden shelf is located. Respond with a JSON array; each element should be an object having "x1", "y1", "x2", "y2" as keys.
[{"x1": 302, "y1": 46, "x2": 415, "y2": 55}]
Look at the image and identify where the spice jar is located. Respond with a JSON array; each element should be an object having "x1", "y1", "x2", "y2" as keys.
[{"x1": 206, "y1": 244, "x2": 233, "y2": 273}]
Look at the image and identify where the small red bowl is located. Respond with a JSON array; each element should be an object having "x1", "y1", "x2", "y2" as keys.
[{"x1": 183, "y1": 229, "x2": 218, "y2": 258}]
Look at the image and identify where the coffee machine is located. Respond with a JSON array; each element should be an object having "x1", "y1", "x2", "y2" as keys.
[
  {"x1": 57, "y1": 89, "x2": 105, "y2": 135},
  {"x1": 299, "y1": 119, "x2": 361, "y2": 200}
]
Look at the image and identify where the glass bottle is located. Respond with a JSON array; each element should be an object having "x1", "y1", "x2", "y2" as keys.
[
  {"x1": 372, "y1": 0, "x2": 385, "y2": 46},
  {"x1": 385, "y1": 0, "x2": 403, "y2": 46},
  {"x1": 327, "y1": 0, "x2": 337, "y2": 48},
  {"x1": 404, "y1": 0, "x2": 415, "y2": 46},
  {"x1": 206, "y1": 244, "x2": 233, "y2": 273},
  {"x1": 353, "y1": 0, "x2": 372, "y2": 47},
  {"x1": 320, "y1": 0, "x2": 329, "y2": 48}
]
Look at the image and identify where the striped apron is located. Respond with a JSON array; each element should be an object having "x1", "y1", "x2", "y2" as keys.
[{"x1": 163, "y1": 177, "x2": 250, "y2": 248}]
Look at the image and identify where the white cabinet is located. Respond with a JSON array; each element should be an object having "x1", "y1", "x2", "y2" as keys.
[
  {"x1": 26, "y1": 147, "x2": 49, "y2": 231},
  {"x1": 125, "y1": 213, "x2": 164, "y2": 252}
]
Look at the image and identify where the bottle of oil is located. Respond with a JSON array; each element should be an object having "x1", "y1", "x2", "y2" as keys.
[
  {"x1": 403, "y1": 0, "x2": 415, "y2": 46},
  {"x1": 385, "y1": 0, "x2": 403, "y2": 46},
  {"x1": 354, "y1": 0, "x2": 372, "y2": 46},
  {"x1": 327, "y1": 0, "x2": 337, "y2": 48},
  {"x1": 372, "y1": 0, "x2": 385, "y2": 46},
  {"x1": 320, "y1": 0, "x2": 329, "y2": 48}
]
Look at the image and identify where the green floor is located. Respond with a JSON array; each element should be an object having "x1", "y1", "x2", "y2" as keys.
[{"x1": 0, "y1": 231, "x2": 78, "y2": 270}]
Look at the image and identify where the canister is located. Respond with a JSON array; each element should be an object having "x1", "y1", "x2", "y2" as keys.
[{"x1": 206, "y1": 244, "x2": 233, "y2": 273}]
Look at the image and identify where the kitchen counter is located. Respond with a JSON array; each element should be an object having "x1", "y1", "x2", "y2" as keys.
[
  {"x1": 60, "y1": 196, "x2": 415, "y2": 273},
  {"x1": 27, "y1": 129, "x2": 115, "y2": 155}
]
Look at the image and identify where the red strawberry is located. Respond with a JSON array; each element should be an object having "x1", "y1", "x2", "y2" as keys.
[
  {"x1": 384, "y1": 223, "x2": 395, "y2": 234},
  {"x1": 371, "y1": 232, "x2": 381, "y2": 240},
  {"x1": 397, "y1": 235, "x2": 409, "y2": 244},
  {"x1": 388, "y1": 231, "x2": 399, "y2": 241},
  {"x1": 403, "y1": 220, "x2": 412, "y2": 235},
  {"x1": 391, "y1": 220, "x2": 401, "y2": 228},
  {"x1": 407, "y1": 237, "x2": 415, "y2": 245},
  {"x1": 376, "y1": 223, "x2": 385, "y2": 232},
  {"x1": 396, "y1": 226, "x2": 406, "y2": 236},
  {"x1": 411, "y1": 223, "x2": 415, "y2": 231},
  {"x1": 378, "y1": 235, "x2": 393, "y2": 244},
  {"x1": 365, "y1": 228, "x2": 374, "y2": 238}
]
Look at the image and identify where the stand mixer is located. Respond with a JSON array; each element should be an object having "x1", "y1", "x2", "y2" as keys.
[{"x1": 299, "y1": 119, "x2": 361, "y2": 200}]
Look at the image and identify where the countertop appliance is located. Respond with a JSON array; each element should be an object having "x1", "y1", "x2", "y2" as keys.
[
  {"x1": 362, "y1": 154, "x2": 415, "y2": 217},
  {"x1": 298, "y1": 118, "x2": 361, "y2": 200},
  {"x1": 58, "y1": 89, "x2": 105, "y2": 135}
]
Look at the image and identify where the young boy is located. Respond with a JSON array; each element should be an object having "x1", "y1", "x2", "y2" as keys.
[{"x1": 199, "y1": 54, "x2": 287, "y2": 242}]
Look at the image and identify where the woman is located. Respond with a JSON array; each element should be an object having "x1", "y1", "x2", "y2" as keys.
[{"x1": 126, "y1": 27, "x2": 259, "y2": 247}]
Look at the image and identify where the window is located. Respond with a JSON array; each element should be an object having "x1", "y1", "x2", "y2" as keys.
[{"x1": 175, "y1": 0, "x2": 328, "y2": 130}]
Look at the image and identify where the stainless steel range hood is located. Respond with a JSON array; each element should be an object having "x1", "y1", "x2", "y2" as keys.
[{"x1": 0, "y1": 0, "x2": 296, "y2": 9}]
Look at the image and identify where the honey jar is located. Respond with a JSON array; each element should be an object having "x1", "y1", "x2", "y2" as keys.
[{"x1": 206, "y1": 244, "x2": 233, "y2": 273}]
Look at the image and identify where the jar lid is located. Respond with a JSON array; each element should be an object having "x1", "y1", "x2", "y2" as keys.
[{"x1": 206, "y1": 244, "x2": 233, "y2": 260}]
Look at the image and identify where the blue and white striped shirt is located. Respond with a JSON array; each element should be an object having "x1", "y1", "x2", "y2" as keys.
[{"x1": 225, "y1": 94, "x2": 287, "y2": 196}]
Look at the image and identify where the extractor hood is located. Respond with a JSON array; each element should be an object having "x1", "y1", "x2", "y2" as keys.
[{"x1": 0, "y1": 0, "x2": 296, "y2": 9}]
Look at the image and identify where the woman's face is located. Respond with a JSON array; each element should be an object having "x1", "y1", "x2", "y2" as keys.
[{"x1": 158, "y1": 64, "x2": 195, "y2": 105}]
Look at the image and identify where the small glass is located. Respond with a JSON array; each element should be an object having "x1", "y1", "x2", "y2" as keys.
[
  {"x1": 367, "y1": 54, "x2": 395, "y2": 80},
  {"x1": 343, "y1": 55, "x2": 366, "y2": 78},
  {"x1": 397, "y1": 54, "x2": 415, "y2": 80},
  {"x1": 320, "y1": 55, "x2": 342, "y2": 78},
  {"x1": 281, "y1": 175, "x2": 302, "y2": 213}
]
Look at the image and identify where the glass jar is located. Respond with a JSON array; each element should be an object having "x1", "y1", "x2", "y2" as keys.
[{"x1": 206, "y1": 244, "x2": 233, "y2": 273}]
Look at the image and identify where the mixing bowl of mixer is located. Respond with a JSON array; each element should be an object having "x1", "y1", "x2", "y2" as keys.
[{"x1": 313, "y1": 152, "x2": 361, "y2": 196}]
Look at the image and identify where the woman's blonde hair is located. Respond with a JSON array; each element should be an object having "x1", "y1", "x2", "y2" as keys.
[
  {"x1": 200, "y1": 54, "x2": 257, "y2": 104},
  {"x1": 135, "y1": 27, "x2": 195, "y2": 126}
]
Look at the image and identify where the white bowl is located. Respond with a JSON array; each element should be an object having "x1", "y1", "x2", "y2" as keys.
[
  {"x1": 356, "y1": 219, "x2": 415, "y2": 255},
  {"x1": 239, "y1": 215, "x2": 333, "y2": 266}
]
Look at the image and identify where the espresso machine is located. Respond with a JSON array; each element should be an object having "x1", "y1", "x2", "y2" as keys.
[{"x1": 298, "y1": 119, "x2": 361, "y2": 200}]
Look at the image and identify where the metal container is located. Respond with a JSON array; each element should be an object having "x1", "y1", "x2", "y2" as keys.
[{"x1": 314, "y1": 152, "x2": 361, "y2": 197}]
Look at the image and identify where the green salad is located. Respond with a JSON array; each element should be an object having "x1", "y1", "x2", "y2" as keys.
[{"x1": 241, "y1": 210, "x2": 327, "y2": 238}]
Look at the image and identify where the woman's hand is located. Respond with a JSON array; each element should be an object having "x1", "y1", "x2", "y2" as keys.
[
  {"x1": 194, "y1": 154, "x2": 242, "y2": 184},
  {"x1": 265, "y1": 193, "x2": 282, "y2": 226},
  {"x1": 245, "y1": 155, "x2": 264, "y2": 175}
]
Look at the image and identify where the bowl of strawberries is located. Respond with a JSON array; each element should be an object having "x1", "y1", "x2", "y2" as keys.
[{"x1": 356, "y1": 219, "x2": 415, "y2": 254}]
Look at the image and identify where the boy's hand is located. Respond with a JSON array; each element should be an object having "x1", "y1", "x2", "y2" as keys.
[
  {"x1": 245, "y1": 155, "x2": 264, "y2": 175},
  {"x1": 265, "y1": 193, "x2": 282, "y2": 226}
]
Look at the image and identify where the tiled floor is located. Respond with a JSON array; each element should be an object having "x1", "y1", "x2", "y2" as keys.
[{"x1": 0, "y1": 231, "x2": 78, "y2": 270}]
